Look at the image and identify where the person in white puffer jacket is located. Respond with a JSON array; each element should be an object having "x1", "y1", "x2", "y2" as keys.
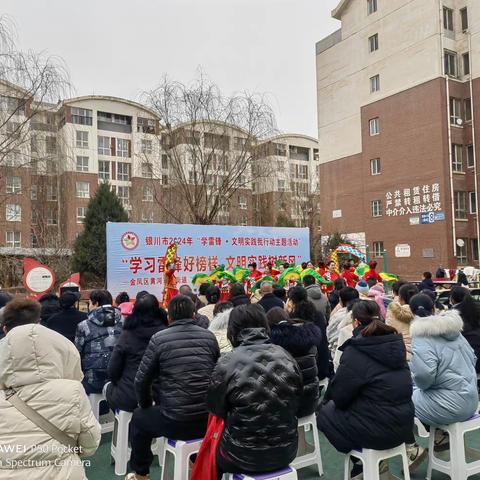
[{"x1": 0, "y1": 298, "x2": 101, "y2": 480}]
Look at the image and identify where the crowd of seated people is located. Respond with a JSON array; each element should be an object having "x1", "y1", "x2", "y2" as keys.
[{"x1": 0, "y1": 277, "x2": 479, "y2": 480}]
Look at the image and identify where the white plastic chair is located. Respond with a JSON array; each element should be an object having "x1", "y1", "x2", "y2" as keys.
[
  {"x1": 427, "y1": 414, "x2": 480, "y2": 479},
  {"x1": 88, "y1": 392, "x2": 114, "y2": 434},
  {"x1": 224, "y1": 466, "x2": 298, "y2": 479},
  {"x1": 160, "y1": 438, "x2": 203, "y2": 480},
  {"x1": 110, "y1": 410, "x2": 133, "y2": 476},
  {"x1": 344, "y1": 444, "x2": 410, "y2": 480},
  {"x1": 291, "y1": 413, "x2": 323, "y2": 476}
]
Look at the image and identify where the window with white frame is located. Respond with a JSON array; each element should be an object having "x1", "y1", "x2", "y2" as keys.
[
  {"x1": 117, "y1": 162, "x2": 130, "y2": 181},
  {"x1": 239, "y1": 216, "x2": 248, "y2": 227},
  {"x1": 141, "y1": 139, "x2": 152, "y2": 155},
  {"x1": 98, "y1": 161, "x2": 110, "y2": 180},
  {"x1": 161, "y1": 174, "x2": 168, "y2": 186},
  {"x1": 461, "y1": 7, "x2": 469, "y2": 32},
  {"x1": 117, "y1": 186, "x2": 130, "y2": 204},
  {"x1": 367, "y1": 0, "x2": 377, "y2": 15},
  {"x1": 469, "y1": 191, "x2": 477, "y2": 214},
  {"x1": 278, "y1": 179, "x2": 286, "y2": 192},
  {"x1": 117, "y1": 138, "x2": 130, "y2": 157},
  {"x1": 6, "y1": 176, "x2": 21, "y2": 194},
  {"x1": 76, "y1": 156, "x2": 89, "y2": 172},
  {"x1": 31, "y1": 184, "x2": 37, "y2": 200},
  {"x1": 370, "y1": 158, "x2": 381, "y2": 175},
  {"x1": 454, "y1": 191, "x2": 467, "y2": 219},
  {"x1": 76, "y1": 182, "x2": 90, "y2": 198},
  {"x1": 239, "y1": 195, "x2": 247, "y2": 210},
  {"x1": 450, "y1": 97, "x2": 462, "y2": 125},
  {"x1": 371, "y1": 199, "x2": 382, "y2": 217},
  {"x1": 71, "y1": 107, "x2": 92, "y2": 126},
  {"x1": 456, "y1": 239, "x2": 468, "y2": 264},
  {"x1": 141, "y1": 211, "x2": 154, "y2": 223},
  {"x1": 76, "y1": 131, "x2": 89, "y2": 148},
  {"x1": 299, "y1": 165, "x2": 308, "y2": 179},
  {"x1": 76, "y1": 207, "x2": 87, "y2": 224},
  {"x1": 31, "y1": 209, "x2": 37, "y2": 225},
  {"x1": 368, "y1": 33, "x2": 379, "y2": 53},
  {"x1": 444, "y1": 50, "x2": 457, "y2": 77},
  {"x1": 452, "y1": 144, "x2": 463, "y2": 172},
  {"x1": 372, "y1": 241, "x2": 384, "y2": 257},
  {"x1": 6, "y1": 204, "x2": 21, "y2": 222},
  {"x1": 143, "y1": 186, "x2": 154, "y2": 202},
  {"x1": 6, "y1": 231, "x2": 20, "y2": 248},
  {"x1": 370, "y1": 74, "x2": 380, "y2": 93},
  {"x1": 46, "y1": 185, "x2": 57, "y2": 201},
  {"x1": 443, "y1": 7, "x2": 454, "y2": 31},
  {"x1": 47, "y1": 208, "x2": 58, "y2": 225},
  {"x1": 467, "y1": 145, "x2": 475, "y2": 168},
  {"x1": 369, "y1": 117, "x2": 380, "y2": 136},
  {"x1": 98, "y1": 136, "x2": 111, "y2": 155},
  {"x1": 141, "y1": 162, "x2": 153, "y2": 178}
]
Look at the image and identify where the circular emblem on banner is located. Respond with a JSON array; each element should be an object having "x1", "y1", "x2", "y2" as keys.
[
  {"x1": 121, "y1": 231, "x2": 139, "y2": 250},
  {"x1": 25, "y1": 266, "x2": 55, "y2": 294}
]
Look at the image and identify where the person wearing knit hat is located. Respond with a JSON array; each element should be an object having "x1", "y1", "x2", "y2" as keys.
[
  {"x1": 363, "y1": 260, "x2": 383, "y2": 283},
  {"x1": 410, "y1": 292, "x2": 478, "y2": 451},
  {"x1": 355, "y1": 280, "x2": 369, "y2": 298}
]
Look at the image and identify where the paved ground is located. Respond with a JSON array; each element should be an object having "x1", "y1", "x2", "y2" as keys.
[{"x1": 85, "y1": 428, "x2": 480, "y2": 479}]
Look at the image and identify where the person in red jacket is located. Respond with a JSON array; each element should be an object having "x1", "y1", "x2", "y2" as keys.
[
  {"x1": 363, "y1": 261, "x2": 383, "y2": 283},
  {"x1": 248, "y1": 262, "x2": 263, "y2": 281},
  {"x1": 264, "y1": 262, "x2": 280, "y2": 281},
  {"x1": 341, "y1": 263, "x2": 359, "y2": 288},
  {"x1": 324, "y1": 260, "x2": 340, "y2": 293}
]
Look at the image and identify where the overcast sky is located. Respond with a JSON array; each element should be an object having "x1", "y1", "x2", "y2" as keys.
[{"x1": 3, "y1": 0, "x2": 340, "y2": 137}]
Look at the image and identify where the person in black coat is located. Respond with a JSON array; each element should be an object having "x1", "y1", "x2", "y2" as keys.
[
  {"x1": 126, "y1": 295, "x2": 220, "y2": 479},
  {"x1": 450, "y1": 286, "x2": 480, "y2": 373},
  {"x1": 328, "y1": 278, "x2": 347, "y2": 311},
  {"x1": 286, "y1": 286, "x2": 331, "y2": 380},
  {"x1": 38, "y1": 292, "x2": 61, "y2": 324},
  {"x1": 229, "y1": 283, "x2": 251, "y2": 307},
  {"x1": 257, "y1": 281, "x2": 284, "y2": 313},
  {"x1": 267, "y1": 307, "x2": 320, "y2": 418},
  {"x1": 208, "y1": 304, "x2": 302, "y2": 478},
  {"x1": 44, "y1": 291, "x2": 87, "y2": 343},
  {"x1": 105, "y1": 294, "x2": 167, "y2": 412},
  {"x1": 317, "y1": 300, "x2": 414, "y2": 470},
  {"x1": 419, "y1": 272, "x2": 436, "y2": 292}
]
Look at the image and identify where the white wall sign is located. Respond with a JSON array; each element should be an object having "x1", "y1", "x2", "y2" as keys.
[
  {"x1": 395, "y1": 244, "x2": 411, "y2": 258},
  {"x1": 332, "y1": 209, "x2": 342, "y2": 219},
  {"x1": 409, "y1": 216, "x2": 420, "y2": 225}
]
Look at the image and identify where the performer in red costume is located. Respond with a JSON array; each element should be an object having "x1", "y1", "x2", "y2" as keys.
[
  {"x1": 341, "y1": 263, "x2": 359, "y2": 288},
  {"x1": 363, "y1": 260, "x2": 383, "y2": 283},
  {"x1": 264, "y1": 262, "x2": 280, "y2": 281},
  {"x1": 163, "y1": 260, "x2": 179, "y2": 307},
  {"x1": 324, "y1": 260, "x2": 340, "y2": 293}
]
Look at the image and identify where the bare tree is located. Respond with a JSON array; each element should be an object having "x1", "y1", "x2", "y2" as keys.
[{"x1": 142, "y1": 73, "x2": 277, "y2": 225}]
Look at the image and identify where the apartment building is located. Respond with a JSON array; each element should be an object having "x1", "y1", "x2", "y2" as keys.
[
  {"x1": 316, "y1": 0, "x2": 480, "y2": 277},
  {"x1": 0, "y1": 81, "x2": 316, "y2": 252}
]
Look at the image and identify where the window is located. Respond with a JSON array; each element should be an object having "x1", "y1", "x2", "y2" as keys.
[
  {"x1": 6, "y1": 231, "x2": 20, "y2": 248},
  {"x1": 464, "y1": 98, "x2": 472, "y2": 122},
  {"x1": 239, "y1": 196, "x2": 247, "y2": 210},
  {"x1": 71, "y1": 107, "x2": 93, "y2": 126},
  {"x1": 6, "y1": 204, "x2": 21, "y2": 222},
  {"x1": 454, "y1": 191, "x2": 467, "y2": 219},
  {"x1": 76, "y1": 156, "x2": 89, "y2": 172},
  {"x1": 31, "y1": 184, "x2": 37, "y2": 200},
  {"x1": 461, "y1": 7, "x2": 469, "y2": 31},
  {"x1": 452, "y1": 144, "x2": 463, "y2": 172},
  {"x1": 370, "y1": 158, "x2": 381, "y2": 175},
  {"x1": 161, "y1": 174, "x2": 168, "y2": 186},
  {"x1": 98, "y1": 161, "x2": 110, "y2": 180},
  {"x1": 372, "y1": 241, "x2": 384, "y2": 257},
  {"x1": 76, "y1": 131, "x2": 89, "y2": 148},
  {"x1": 278, "y1": 179, "x2": 286, "y2": 192},
  {"x1": 467, "y1": 145, "x2": 475, "y2": 168},
  {"x1": 444, "y1": 50, "x2": 457, "y2": 77},
  {"x1": 456, "y1": 239, "x2": 468, "y2": 264},
  {"x1": 370, "y1": 74, "x2": 380, "y2": 93},
  {"x1": 367, "y1": 0, "x2": 377, "y2": 15},
  {"x1": 299, "y1": 165, "x2": 308, "y2": 179},
  {"x1": 369, "y1": 117, "x2": 380, "y2": 136},
  {"x1": 463, "y1": 53, "x2": 470, "y2": 76},
  {"x1": 117, "y1": 186, "x2": 130, "y2": 205},
  {"x1": 6, "y1": 176, "x2": 21, "y2": 194},
  {"x1": 141, "y1": 162, "x2": 153, "y2": 178},
  {"x1": 443, "y1": 7, "x2": 454, "y2": 31},
  {"x1": 46, "y1": 136, "x2": 57, "y2": 154},
  {"x1": 141, "y1": 139, "x2": 152, "y2": 155},
  {"x1": 47, "y1": 209, "x2": 58, "y2": 226},
  {"x1": 98, "y1": 136, "x2": 111, "y2": 155},
  {"x1": 137, "y1": 117, "x2": 155, "y2": 134},
  {"x1": 46, "y1": 185, "x2": 57, "y2": 201},
  {"x1": 472, "y1": 239, "x2": 479, "y2": 262},
  {"x1": 239, "y1": 216, "x2": 248, "y2": 227},
  {"x1": 161, "y1": 154, "x2": 168, "y2": 169},
  {"x1": 76, "y1": 182, "x2": 90, "y2": 198},
  {"x1": 31, "y1": 233, "x2": 38, "y2": 248},
  {"x1": 31, "y1": 209, "x2": 37, "y2": 225},
  {"x1": 117, "y1": 138, "x2": 130, "y2": 157},
  {"x1": 30, "y1": 136, "x2": 38, "y2": 153},
  {"x1": 450, "y1": 97, "x2": 462, "y2": 125},
  {"x1": 117, "y1": 162, "x2": 130, "y2": 181},
  {"x1": 371, "y1": 200, "x2": 382, "y2": 217},
  {"x1": 469, "y1": 191, "x2": 477, "y2": 214},
  {"x1": 368, "y1": 34, "x2": 379, "y2": 53},
  {"x1": 97, "y1": 111, "x2": 131, "y2": 125},
  {"x1": 76, "y1": 207, "x2": 87, "y2": 224},
  {"x1": 143, "y1": 186, "x2": 153, "y2": 202},
  {"x1": 141, "y1": 211, "x2": 154, "y2": 223}
]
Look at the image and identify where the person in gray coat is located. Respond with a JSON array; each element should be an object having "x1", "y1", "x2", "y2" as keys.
[{"x1": 304, "y1": 275, "x2": 331, "y2": 321}]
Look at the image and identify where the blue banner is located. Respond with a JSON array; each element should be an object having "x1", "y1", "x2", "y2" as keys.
[{"x1": 106, "y1": 223, "x2": 310, "y2": 298}]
